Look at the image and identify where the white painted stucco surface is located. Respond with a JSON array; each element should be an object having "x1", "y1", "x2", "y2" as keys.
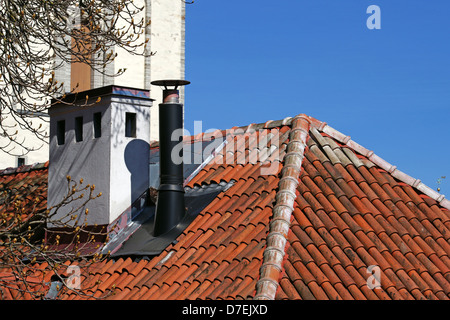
[{"x1": 47, "y1": 90, "x2": 152, "y2": 226}]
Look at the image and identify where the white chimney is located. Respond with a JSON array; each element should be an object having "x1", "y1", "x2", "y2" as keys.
[{"x1": 47, "y1": 86, "x2": 153, "y2": 227}]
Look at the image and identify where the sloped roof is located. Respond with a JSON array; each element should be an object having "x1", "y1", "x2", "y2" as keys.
[
  {"x1": 0, "y1": 162, "x2": 48, "y2": 223},
  {"x1": 0, "y1": 114, "x2": 449, "y2": 300}
]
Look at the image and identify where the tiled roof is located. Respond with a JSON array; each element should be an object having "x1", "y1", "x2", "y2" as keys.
[
  {"x1": 0, "y1": 162, "x2": 48, "y2": 224},
  {"x1": 268, "y1": 117, "x2": 450, "y2": 300},
  {"x1": 0, "y1": 162, "x2": 49, "y2": 299},
  {"x1": 1, "y1": 114, "x2": 449, "y2": 300}
]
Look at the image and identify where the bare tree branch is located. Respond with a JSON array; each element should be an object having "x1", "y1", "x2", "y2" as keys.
[
  {"x1": 0, "y1": 0, "x2": 151, "y2": 156},
  {"x1": 0, "y1": 175, "x2": 115, "y2": 299}
]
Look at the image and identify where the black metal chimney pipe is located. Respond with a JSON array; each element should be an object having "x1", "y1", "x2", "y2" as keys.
[{"x1": 151, "y1": 79, "x2": 190, "y2": 237}]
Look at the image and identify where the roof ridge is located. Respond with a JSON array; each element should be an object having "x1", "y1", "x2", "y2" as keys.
[
  {"x1": 314, "y1": 122, "x2": 450, "y2": 210},
  {"x1": 255, "y1": 112, "x2": 450, "y2": 300},
  {"x1": 150, "y1": 114, "x2": 322, "y2": 148},
  {"x1": 254, "y1": 114, "x2": 312, "y2": 300},
  {"x1": 0, "y1": 161, "x2": 49, "y2": 176}
]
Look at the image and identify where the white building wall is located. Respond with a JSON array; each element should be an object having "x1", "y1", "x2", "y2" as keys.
[
  {"x1": 47, "y1": 99, "x2": 112, "y2": 226},
  {"x1": 146, "y1": 0, "x2": 186, "y2": 141},
  {"x1": 0, "y1": 0, "x2": 185, "y2": 169},
  {"x1": 0, "y1": 107, "x2": 49, "y2": 169},
  {"x1": 109, "y1": 96, "x2": 151, "y2": 222}
]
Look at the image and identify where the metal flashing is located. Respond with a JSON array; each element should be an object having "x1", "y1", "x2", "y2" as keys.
[{"x1": 111, "y1": 181, "x2": 234, "y2": 258}]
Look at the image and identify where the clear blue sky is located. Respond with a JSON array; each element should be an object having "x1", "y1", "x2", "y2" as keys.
[{"x1": 183, "y1": 1, "x2": 449, "y2": 195}]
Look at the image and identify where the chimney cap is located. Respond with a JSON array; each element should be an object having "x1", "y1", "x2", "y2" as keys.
[
  {"x1": 151, "y1": 79, "x2": 190, "y2": 90},
  {"x1": 151, "y1": 79, "x2": 190, "y2": 104}
]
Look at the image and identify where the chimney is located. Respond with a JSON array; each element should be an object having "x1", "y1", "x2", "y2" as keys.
[
  {"x1": 47, "y1": 86, "x2": 153, "y2": 227},
  {"x1": 151, "y1": 79, "x2": 190, "y2": 236}
]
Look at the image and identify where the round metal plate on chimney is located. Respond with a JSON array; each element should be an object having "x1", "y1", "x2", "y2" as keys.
[{"x1": 151, "y1": 80, "x2": 190, "y2": 88}]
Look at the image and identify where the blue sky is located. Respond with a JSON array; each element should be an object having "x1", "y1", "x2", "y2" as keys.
[{"x1": 183, "y1": 1, "x2": 449, "y2": 195}]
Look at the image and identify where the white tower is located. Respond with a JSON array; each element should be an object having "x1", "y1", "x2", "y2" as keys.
[
  {"x1": 0, "y1": 0, "x2": 185, "y2": 169},
  {"x1": 55, "y1": 0, "x2": 186, "y2": 141}
]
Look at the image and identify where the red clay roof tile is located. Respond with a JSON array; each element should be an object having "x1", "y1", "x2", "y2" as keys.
[{"x1": 3, "y1": 115, "x2": 450, "y2": 301}]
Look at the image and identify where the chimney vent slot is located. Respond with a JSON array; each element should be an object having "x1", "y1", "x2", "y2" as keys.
[
  {"x1": 125, "y1": 112, "x2": 137, "y2": 138},
  {"x1": 93, "y1": 112, "x2": 102, "y2": 138},
  {"x1": 75, "y1": 116, "x2": 83, "y2": 142},
  {"x1": 57, "y1": 120, "x2": 65, "y2": 145}
]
